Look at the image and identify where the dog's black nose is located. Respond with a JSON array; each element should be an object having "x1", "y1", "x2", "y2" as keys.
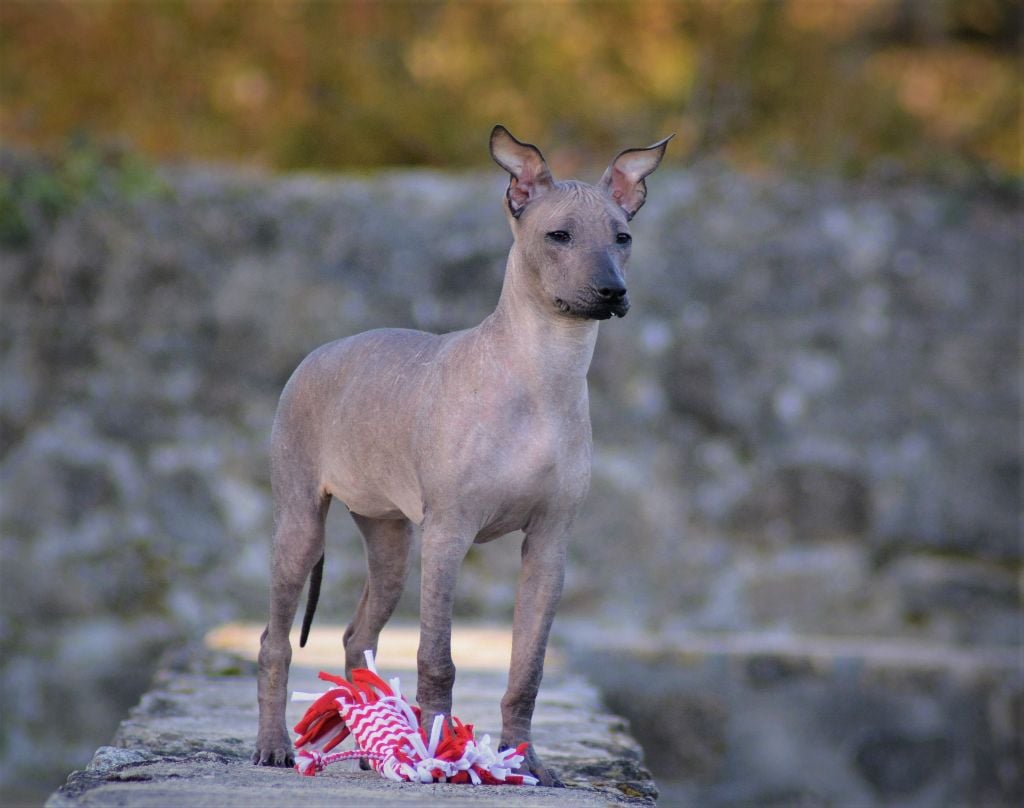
[{"x1": 598, "y1": 285, "x2": 627, "y2": 301}]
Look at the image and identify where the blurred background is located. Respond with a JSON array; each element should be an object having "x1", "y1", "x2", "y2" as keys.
[
  {"x1": 1, "y1": 0, "x2": 1020, "y2": 173},
  {"x1": 0, "y1": 1, "x2": 1020, "y2": 805}
]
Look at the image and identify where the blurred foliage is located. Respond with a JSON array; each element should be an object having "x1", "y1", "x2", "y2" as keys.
[
  {"x1": 0, "y1": 0, "x2": 1020, "y2": 177},
  {"x1": 0, "y1": 138, "x2": 168, "y2": 247}
]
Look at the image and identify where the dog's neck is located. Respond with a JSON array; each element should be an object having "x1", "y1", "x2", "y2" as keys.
[{"x1": 482, "y1": 250, "x2": 599, "y2": 389}]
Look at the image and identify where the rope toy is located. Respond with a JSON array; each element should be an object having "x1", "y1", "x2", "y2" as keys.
[{"x1": 290, "y1": 650, "x2": 538, "y2": 785}]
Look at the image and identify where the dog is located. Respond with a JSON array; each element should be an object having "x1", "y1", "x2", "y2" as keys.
[{"x1": 254, "y1": 125, "x2": 670, "y2": 785}]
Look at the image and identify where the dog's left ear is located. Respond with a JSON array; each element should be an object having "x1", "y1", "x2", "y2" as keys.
[
  {"x1": 600, "y1": 134, "x2": 674, "y2": 220},
  {"x1": 490, "y1": 125, "x2": 555, "y2": 218}
]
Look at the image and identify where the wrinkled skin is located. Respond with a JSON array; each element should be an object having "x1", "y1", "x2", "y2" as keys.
[{"x1": 253, "y1": 126, "x2": 670, "y2": 785}]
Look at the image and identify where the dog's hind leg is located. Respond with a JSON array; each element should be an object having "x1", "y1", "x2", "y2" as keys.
[
  {"x1": 343, "y1": 513, "x2": 415, "y2": 676},
  {"x1": 254, "y1": 491, "x2": 329, "y2": 766}
]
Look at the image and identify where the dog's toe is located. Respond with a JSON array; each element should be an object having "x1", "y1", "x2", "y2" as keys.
[
  {"x1": 501, "y1": 742, "x2": 564, "y2": 787},
  {"x1": 532, "y1": 764, "x2": 565, "y2": 788},
  {"x1": 253, "y1": 744, "x2": 294, "y2": 767}
]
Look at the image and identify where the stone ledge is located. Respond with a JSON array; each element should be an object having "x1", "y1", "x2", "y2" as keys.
[{"x1": 47, "y1": 626, "x2": 656, "y2": 806}]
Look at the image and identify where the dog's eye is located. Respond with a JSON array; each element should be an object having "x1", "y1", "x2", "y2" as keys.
[
  {"x1": 546, "y1": 230, "x2": 572, "y2": 244},
  {"x1": 615, "y1": 233, "x2": 632, "y2": 245}
]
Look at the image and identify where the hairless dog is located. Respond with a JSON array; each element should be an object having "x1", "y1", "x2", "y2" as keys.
[{"x1": 253, "y1": 125, "x2": 670, "y2": 786}]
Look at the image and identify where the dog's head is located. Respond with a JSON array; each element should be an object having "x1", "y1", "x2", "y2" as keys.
[{"x1": 490, "y1": 125, "x2": 671, "y2": 321}]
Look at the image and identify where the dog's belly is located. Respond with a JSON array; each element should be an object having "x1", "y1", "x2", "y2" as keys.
[
  {"x1": 473, "y1": 508, "x2": 532, "y2": 543},
  {"x1": 322, "y1": 443, "x2": 425, "y2": 523},
  {"x1": 327, "y1": 476, "x2": 425, "y2": 524},
  {"x1": 339, "y1": 496, "x2": 407, "y2": 522}
]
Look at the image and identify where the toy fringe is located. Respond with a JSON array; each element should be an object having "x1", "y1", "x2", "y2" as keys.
[{"x1": 290, "y1": 650, "x2": 538, "y2": 786}]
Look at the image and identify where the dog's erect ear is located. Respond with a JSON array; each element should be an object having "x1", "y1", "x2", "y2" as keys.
[
  {"x1": 600, "y1": 134, "x2": 674, "y2": 220},
  {"x1": 490, "y1": 125, "x2": 555, "y2": 218}
]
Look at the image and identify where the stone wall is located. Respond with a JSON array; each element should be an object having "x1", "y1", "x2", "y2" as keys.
[
  {"x1": 0, "y1": 151, "x2": 1019, "y2": 797},
  {"x1": 569, "y1": 632, "x2": 1021, "y2": 807}
]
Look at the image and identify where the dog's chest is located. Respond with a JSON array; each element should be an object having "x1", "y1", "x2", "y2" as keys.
[{"x1": 450, "y1": 392, "x2": 591, "y2": 538}]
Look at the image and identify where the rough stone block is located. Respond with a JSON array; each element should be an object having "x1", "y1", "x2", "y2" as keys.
[{"x1": 46, "y1": 636, "x2": 657, "y2": 806}]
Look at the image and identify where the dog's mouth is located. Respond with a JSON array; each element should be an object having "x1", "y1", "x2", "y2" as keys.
[{"x1": 554, "y1": 295, "x2": 630, "y2": 320}]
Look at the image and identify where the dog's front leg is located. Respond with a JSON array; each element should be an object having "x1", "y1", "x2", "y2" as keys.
[
  {"x1": 416, "y1": 524, "x2": 474, "y2": 731},
  {"x1": 499, "y1": 525, "x2": 569, "y2": 787}
]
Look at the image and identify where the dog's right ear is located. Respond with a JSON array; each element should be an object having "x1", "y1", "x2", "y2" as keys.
[{"x1": 489, "y1": 125, "x2": 554, "y2": 218}]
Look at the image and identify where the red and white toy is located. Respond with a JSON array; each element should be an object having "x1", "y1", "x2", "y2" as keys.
[{"x1": 291, "y1": 651, "x2": 538, "y2": 786}]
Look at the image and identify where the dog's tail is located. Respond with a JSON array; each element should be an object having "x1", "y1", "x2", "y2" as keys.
[{"x1": 299, "y1": 553, "x2": 324, "y2": 648}]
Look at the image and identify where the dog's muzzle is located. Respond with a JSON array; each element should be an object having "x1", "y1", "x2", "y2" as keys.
[{"x1": 555, "y1": 289, "x2": 630, "y2": 320}]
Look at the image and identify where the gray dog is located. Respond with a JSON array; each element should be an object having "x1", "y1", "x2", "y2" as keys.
[{"x1": 254, "y1": 125, "x2": 670, "y2": 785}]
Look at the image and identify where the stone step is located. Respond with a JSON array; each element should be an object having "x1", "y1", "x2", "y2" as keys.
[{"x1": 46, "y1": 624, "x2": 657, "y2": 807}]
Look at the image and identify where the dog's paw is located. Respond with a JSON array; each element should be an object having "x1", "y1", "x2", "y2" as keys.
[
  {"x1": 529, "y1": 762, "x2": 565, "y2": 788},
  {"x1": 500, "y1": 742, "x2": 564, "y2": 787},
  {"x1": 251, "y1": 733, "x2": 294, "y2": 767}
]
